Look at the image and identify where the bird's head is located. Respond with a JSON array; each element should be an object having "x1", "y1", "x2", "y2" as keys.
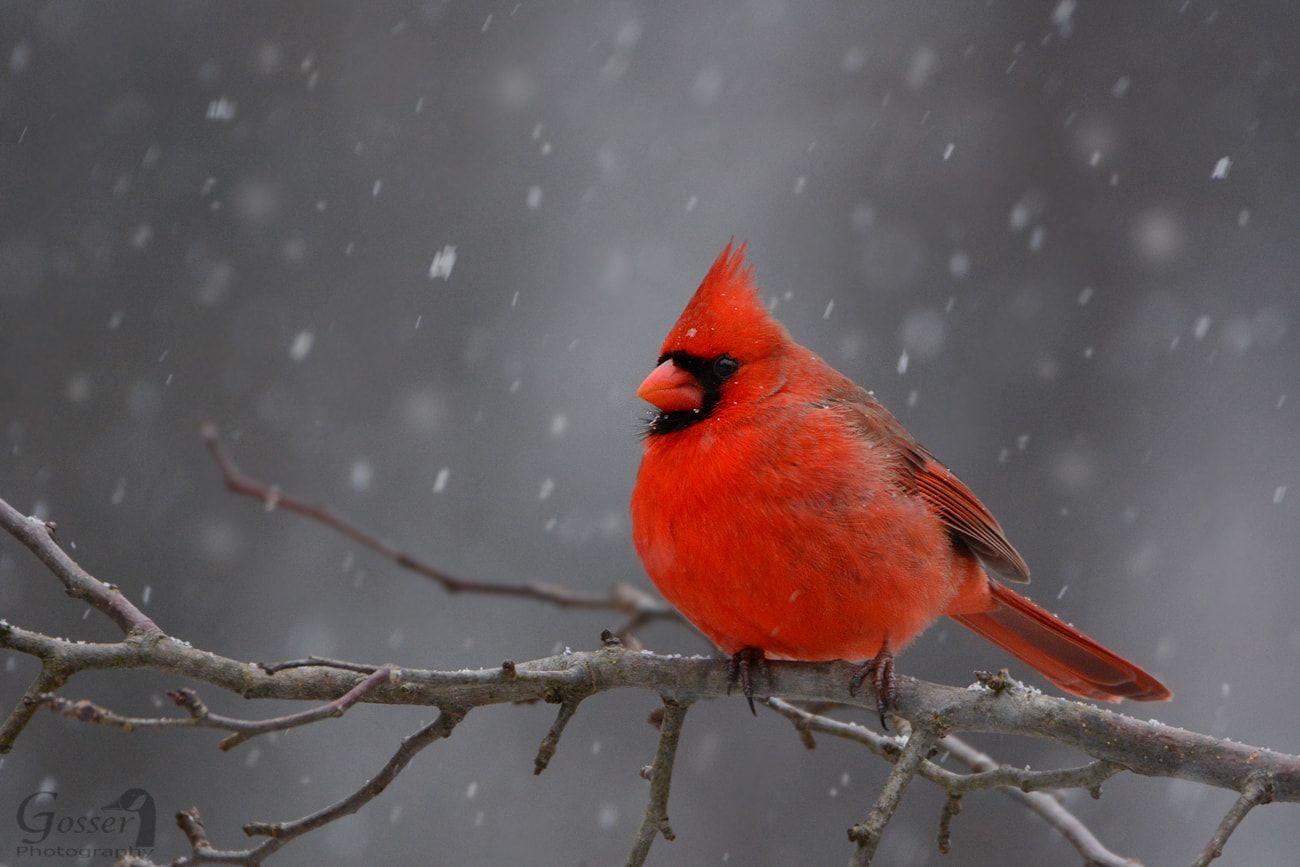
[{"x1": 638, "y1": 243, "x2": 794, "y2": 434}]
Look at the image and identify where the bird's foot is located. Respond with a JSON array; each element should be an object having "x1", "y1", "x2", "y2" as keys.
[
  {"x1": 726, "y1": 646, "x2": 768, "y2": 716},
  {"x1": 849, "y1": 645, "x2": 896, "y2": 730}
]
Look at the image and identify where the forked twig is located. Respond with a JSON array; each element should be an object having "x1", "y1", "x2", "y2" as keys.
[
  {"x1": 848, "y1": 726, "x2": 938, "y2": 865},
  {"x1": 145, "y1": 708, "x2": 466, "y2": 865},
  {"x1": 765, "y1": 698, "x2": 1136, "y2": 866},
  {"x1": 43, "y1": 666, "x2": 395, "y2": 751},
  {"x1": 201, "y1": 423, "x2": 679, "y2": 625}
]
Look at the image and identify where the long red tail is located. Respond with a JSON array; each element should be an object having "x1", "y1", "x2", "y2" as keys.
[{"x1": 950, "y1": 582, "x2": 1171, "y2": 702}]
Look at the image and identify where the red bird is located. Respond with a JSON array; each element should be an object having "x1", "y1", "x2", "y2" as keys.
[{"x1": 630, "y1": 244, "x2": 1170, "y2": 719}]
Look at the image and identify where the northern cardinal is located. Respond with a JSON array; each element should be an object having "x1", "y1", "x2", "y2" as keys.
[{"x1": 630, "y1": 243, "x2": 1170, "y2": 719}]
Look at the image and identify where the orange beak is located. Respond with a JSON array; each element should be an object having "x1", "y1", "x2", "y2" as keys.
[{"x1": 636, "y1": 359, "x2": 705, "y2": 413}]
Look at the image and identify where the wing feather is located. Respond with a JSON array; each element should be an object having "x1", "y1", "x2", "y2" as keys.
[{"x1": 828, "y1": 386, "x2": 1030, "y2": 583}]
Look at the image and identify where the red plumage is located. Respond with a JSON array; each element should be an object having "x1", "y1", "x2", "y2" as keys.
[{"x1": 629, "y1": 243, "x2": 1170, "y2": 703}]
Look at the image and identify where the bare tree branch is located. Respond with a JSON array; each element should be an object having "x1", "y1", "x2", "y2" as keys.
[
  {"x1": 626, "y1": 699, "x2": 691, "y2": 866},
  {"x1": 0, "y1": 495, "x2": 160, "y2": 637},
  {"x1": 0, "y1": 664, "x2": 69, "y2": 752},
  {"x1": 201, "y1": 423, "x2": 679, "y2": 625},
  {"x1": 4, "y1": 481, "x2": 1299, "y2": 865},
  {"x1": 5, "y1": 624, "x2": 1300, "y2": 801},
  {"x1": 1192, "y1": 775, "x2": 1274, "y2": 867}
]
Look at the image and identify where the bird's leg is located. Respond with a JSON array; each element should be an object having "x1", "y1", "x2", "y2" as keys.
[
  {"x1": 726, "y1": 646, "x2": 768, "y2": 716},
  {"x1": 849, "y1": 643, "x2": 896, "y2": 730}
]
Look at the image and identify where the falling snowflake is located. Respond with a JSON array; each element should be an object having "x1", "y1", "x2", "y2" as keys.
[
  {"x1": 428, "y1": 245, "x2": 457, "y2": 280},
  {"x1": 206, "y1": 97, "x2": 237, "y2": 121},
  {"x1": 290, "y1": 330, "x2": 315, "y2": 361}
]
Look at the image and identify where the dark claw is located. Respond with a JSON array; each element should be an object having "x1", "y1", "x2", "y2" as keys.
[
  {"x1": 849, "y1": 645, "x2": 896, "y2": 730},
  {"x1": 726, "y1": 647, "x2": 767, "y2": 716}
]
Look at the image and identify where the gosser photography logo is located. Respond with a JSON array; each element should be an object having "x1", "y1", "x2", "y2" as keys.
[{"x1": 14, "y1": 786, "x2": 155, "y2": 861}]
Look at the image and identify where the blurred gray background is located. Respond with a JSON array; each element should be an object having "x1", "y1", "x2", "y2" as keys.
[{"x1": 2, "y1": 2, "x2": 1298, "y2": 864}]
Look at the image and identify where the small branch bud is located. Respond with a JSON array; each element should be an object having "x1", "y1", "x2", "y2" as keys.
[{"x1": 974, "y1": 669, "x2": 1012, "y2": 693}]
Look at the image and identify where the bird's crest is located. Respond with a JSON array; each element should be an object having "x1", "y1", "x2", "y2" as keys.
[{"x1": 659, "y1": 242, "x2": 791, "y2": 362}]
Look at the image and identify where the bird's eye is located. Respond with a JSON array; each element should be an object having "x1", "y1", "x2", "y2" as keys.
[{"x1": 713, "y1": 354, "x2": 739, "y2": 380}]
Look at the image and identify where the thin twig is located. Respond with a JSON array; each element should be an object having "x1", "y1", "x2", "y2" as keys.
[
  {"x1": 1192, "y1": 775, "x2": 1274, "y2": 867},
  {"x1": 765, "y1": 697, "x2": 905, "y2": 759},
  {"x1": 42, "y1": 667, "x2": 395, "y2": 750},
  {"x1": 0, "y1": 496, "x2": 160, "y2": 637},
  {"x1": 626, "y1": 699, "x2": 691, "y2": 866},
  {"x1": 937, "y1": 794, "x2": 961, "y2": 855},
  {"x1": 176, "y1": 806, "x2": 213, "y2": 851},
  {"x1": 201, "y1": 423, "x2": 679, "y2": 624},
  {"x1": 938, "y1": 733, "x2": 1137, "y2": 867},
  {"x1": 122, "y1": 708, "x2": 465, "y2": 866},
  {"x1": 0, "y1": 664, "x2": 69, "y2": 753},
  {"x1": 246, "y1": 708, "x2": 466, "y2": 839},
  {"x1": 534, "y1": 696, "x2": 583, "y2": 774},
  {"x1": 763, "y1": 698, "x2": 1121, "y2": 795},
  {"x1": 945, "y1": 754, "x2": 1122, "y2": 796},
  {"x1": 849, "y1": 727, "x2": 938, "y2": 865}
]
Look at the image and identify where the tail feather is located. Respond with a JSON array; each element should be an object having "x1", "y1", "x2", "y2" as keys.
[{"x1": 951, "y1": 583, "x2": 1171, "y2": 702}]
